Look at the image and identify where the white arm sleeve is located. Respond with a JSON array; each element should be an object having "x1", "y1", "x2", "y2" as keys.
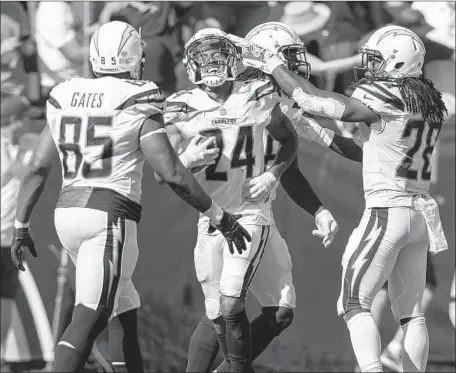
[{"x1": 292, "y1": 87, "x2": 346, "y2": 120}]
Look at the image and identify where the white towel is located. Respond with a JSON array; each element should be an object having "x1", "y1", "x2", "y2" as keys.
[{"x1": 413, "y1": 194, "x2": 448, "y2": 254}]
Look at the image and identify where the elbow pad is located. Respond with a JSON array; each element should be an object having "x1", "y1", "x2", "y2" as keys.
[{"x1": 292, "y1": 88, "x2": 345, "y2": 120}]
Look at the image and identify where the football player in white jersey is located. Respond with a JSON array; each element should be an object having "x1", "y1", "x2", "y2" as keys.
[
  {"x1": 181, "y1": 23, "x2": 339, "y2": 373},
  {"x1": 235, "y1": 25, "x2": 449, "y2": 372},
  {"x1": 9, "y1": 21, "x2": 250, "y2": 373},
  {"x1": 164, "y1": 28, "x2": 299, "y2": 372}
]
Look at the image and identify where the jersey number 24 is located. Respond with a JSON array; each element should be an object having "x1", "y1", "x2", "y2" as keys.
[{"x1": 200, "y1": 126, "x2": 255, "y2": 181}]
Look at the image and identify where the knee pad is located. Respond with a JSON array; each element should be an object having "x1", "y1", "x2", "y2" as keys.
[
  {"x1": 220, "y1": 275, "x2": 245, "y2": 299},
  {"x1": 205, "y1": 297, "x2": 221, "y2": 320}
]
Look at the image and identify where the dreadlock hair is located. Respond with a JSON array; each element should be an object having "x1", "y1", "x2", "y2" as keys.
[{"x1": 352, "y1": 76, "x2": 448, "y2": 125}]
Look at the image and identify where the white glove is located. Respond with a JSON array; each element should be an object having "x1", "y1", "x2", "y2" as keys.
[
  {"x1": 226, "y1": 34, "x2": 285, "y2": 74},
  {"x1": 179, "y1": 135, "x2": 219, "y2": 169},
  {"x1": 243, "y1": 172, "x2": 279, "y2": 202},
  {"x1": 313, "y1": 207, "x2": 339, "y2": 248}
]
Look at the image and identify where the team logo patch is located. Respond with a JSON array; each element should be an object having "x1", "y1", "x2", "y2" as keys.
[{"x1": 219, "y1": 108, "x2": 227, "y2": 116}]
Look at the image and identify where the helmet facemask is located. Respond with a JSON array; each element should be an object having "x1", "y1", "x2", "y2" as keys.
[
  {"x1": 353, "y1": 48, "x2": 390, "y2": 81},
  {"x1": 279, "y1": 44, "x2": 311, "y2": 79},
  {"x1": 184, "y1": 35, "x2": 239, "y2": 87}
]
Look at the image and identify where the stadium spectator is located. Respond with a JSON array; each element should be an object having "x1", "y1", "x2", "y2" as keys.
[
  {"x1": 317, "y1": 1, "x2": 386, "y2": 93},
  {"x1": 99, "y1": 1, "x2": 194, "y2": 96},
  {"x1": 34, "y1": 1, "x2": 90, "y2": 96},
  {"x1": 1, "y1": 4, "x2": 40, "y2": 371},
  {"x1": 192, "y1": 1, "x2": 270, "y2": 37}
]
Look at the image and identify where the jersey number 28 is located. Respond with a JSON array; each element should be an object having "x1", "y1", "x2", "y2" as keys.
[
  {"x1": 396, "y1": 119, "x2": 442, "y2": 181},
  {"x1": 59, "y1": 116, "x2": 113, "y2": 179}
]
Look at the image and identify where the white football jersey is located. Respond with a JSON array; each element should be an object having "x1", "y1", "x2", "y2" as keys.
[
  {"x1": 164, "y1": 79, "x2": 280, "y2": 225},
  {"x1": 351, "y1": 81, "x2": 442, "y2": 208},
  {"x1": 47, "y1": 77, "x2": 163, "y2": 221}
]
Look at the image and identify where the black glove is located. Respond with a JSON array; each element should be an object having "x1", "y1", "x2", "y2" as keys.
[
  {"x1": 11, "y1": 227, "x2": 37, "y2": 271},
  {"x1": 216, "y1": 212, "x2": 252, "y2": 254}
]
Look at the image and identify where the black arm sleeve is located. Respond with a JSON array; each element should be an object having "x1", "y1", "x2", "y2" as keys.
[
  {"x1": 329, "y1": 134, "x2": 363, "y2": 163},
  {"x1": 280, "y1": 156, "x2": 323, "y2": 217}
]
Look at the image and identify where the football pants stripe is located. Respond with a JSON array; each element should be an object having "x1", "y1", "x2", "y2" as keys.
[
  {"x1": 342, "y1": 208, "x2": 388, "y2": 313},
  {"x1": 240, "y1": 225, "x2": 270, "y2": 298},
  {"x1": 97, "y1": 214, "x2": 126, "y2": 315}
]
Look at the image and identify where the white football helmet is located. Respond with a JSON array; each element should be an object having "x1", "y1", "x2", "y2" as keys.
[
  {"x1": 90, "y1": 21, "x2": 145, "y2": 80},
  {"x1": 183, "y1": 28, "x2": 240, "y2": 87},
  {"x1": 245, "y1": 22, "x2": 310, "y2": 79},
  {"x1": 354, "y1": 25, "x2": 426, "y2": 80}
]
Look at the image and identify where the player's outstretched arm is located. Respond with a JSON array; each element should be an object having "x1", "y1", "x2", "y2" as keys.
[
  {"x1": 280, "y1": 157, "x2": 339, "y2": 247},
  {"x1": 301, "y1": 116, "x2": 363, "y2": 163},
  {"x1": 140, "y1": 114, "x2": 251, "y2": 253},
  {"x1": 11, "y1": 125, "x2": 58, "y2": 271},
  {"x1": 266, "y1": 103, "x2": 299, "y2": 179},
  {"x1": 280, "y1": 156, "x2": 323, "y2": 216},
  {"x1": 270, "y1": 64, "x2": 379, "y2": 124}
]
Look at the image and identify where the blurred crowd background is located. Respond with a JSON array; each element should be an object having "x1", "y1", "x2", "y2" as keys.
[
  {"x1": 2, "y1": 1, "x2": 455, "y2": 109},
  {"x1": 1, "y1": 1, "x2": 455, "y2": 372}
]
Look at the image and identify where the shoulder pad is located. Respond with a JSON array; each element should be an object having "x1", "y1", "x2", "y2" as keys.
[
  {"x1": 47, "y1": 79, "x2": 75, "y2": 109},
  {"x1": 163, "y1": 89, "x2": 201, "y2": 124},
  {"x1": 352, "y1": 81, "x2": 405, "y2": 115},
  {"x1": 116, "y1": 80, "x2": 164, "y2": 111},
  {"x1": 240, "y1": 78, "x2": 279, "y2": 102}
]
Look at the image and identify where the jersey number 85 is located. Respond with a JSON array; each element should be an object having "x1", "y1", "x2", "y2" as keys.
[{"x1": 58, "y1": 115, "x2": 113, "y2": 179}]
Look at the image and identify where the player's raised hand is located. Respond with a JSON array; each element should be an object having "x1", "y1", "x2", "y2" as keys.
[
  {"x1": 11, "y1": 226, "x2": 37, "y2": 271},
  {"x1": 243, "y1": 172, "x2": 279, "y2": 202},
  {"x1": 217, "y1": 212, "x2": 251, "y2": 254},
  {"x1": 226, "y1": 34, "x2": 283, "y2": 74},
  {"x1": 180, "y1": 135, "x2": 220, "y2": 169},
  {"x1": 312, "y1": 208, "x2": 339, "y2": 248}
]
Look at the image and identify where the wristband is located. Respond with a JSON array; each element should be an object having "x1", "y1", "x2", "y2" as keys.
[
  {"x1": 14, "y1": 219, "x2": 30, "y2": 229},
  {"x1": 204, "y1": 201, "x2": 224, "y2": 225}
]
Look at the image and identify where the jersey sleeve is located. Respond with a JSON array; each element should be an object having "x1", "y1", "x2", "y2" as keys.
[
  {"x1": 163, "y1": 90, "x2": 200, "y2": 138},
  {"x1": 163, "y1": 90, "x2": 198, "y2": 125},
  {"x1": 118, "y1": 81, "x2": 164, "y2": 117},
  {"x1": 351, "y1": 82, "x2": 405, "y2": 116},
  {"x1": 246, "y1": 78, "x2": 280, "y2": 109}
]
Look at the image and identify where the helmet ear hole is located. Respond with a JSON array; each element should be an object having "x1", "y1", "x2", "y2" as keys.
[{"x1": 395, "y1": 62, "x2": 404, "y2": 69}]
